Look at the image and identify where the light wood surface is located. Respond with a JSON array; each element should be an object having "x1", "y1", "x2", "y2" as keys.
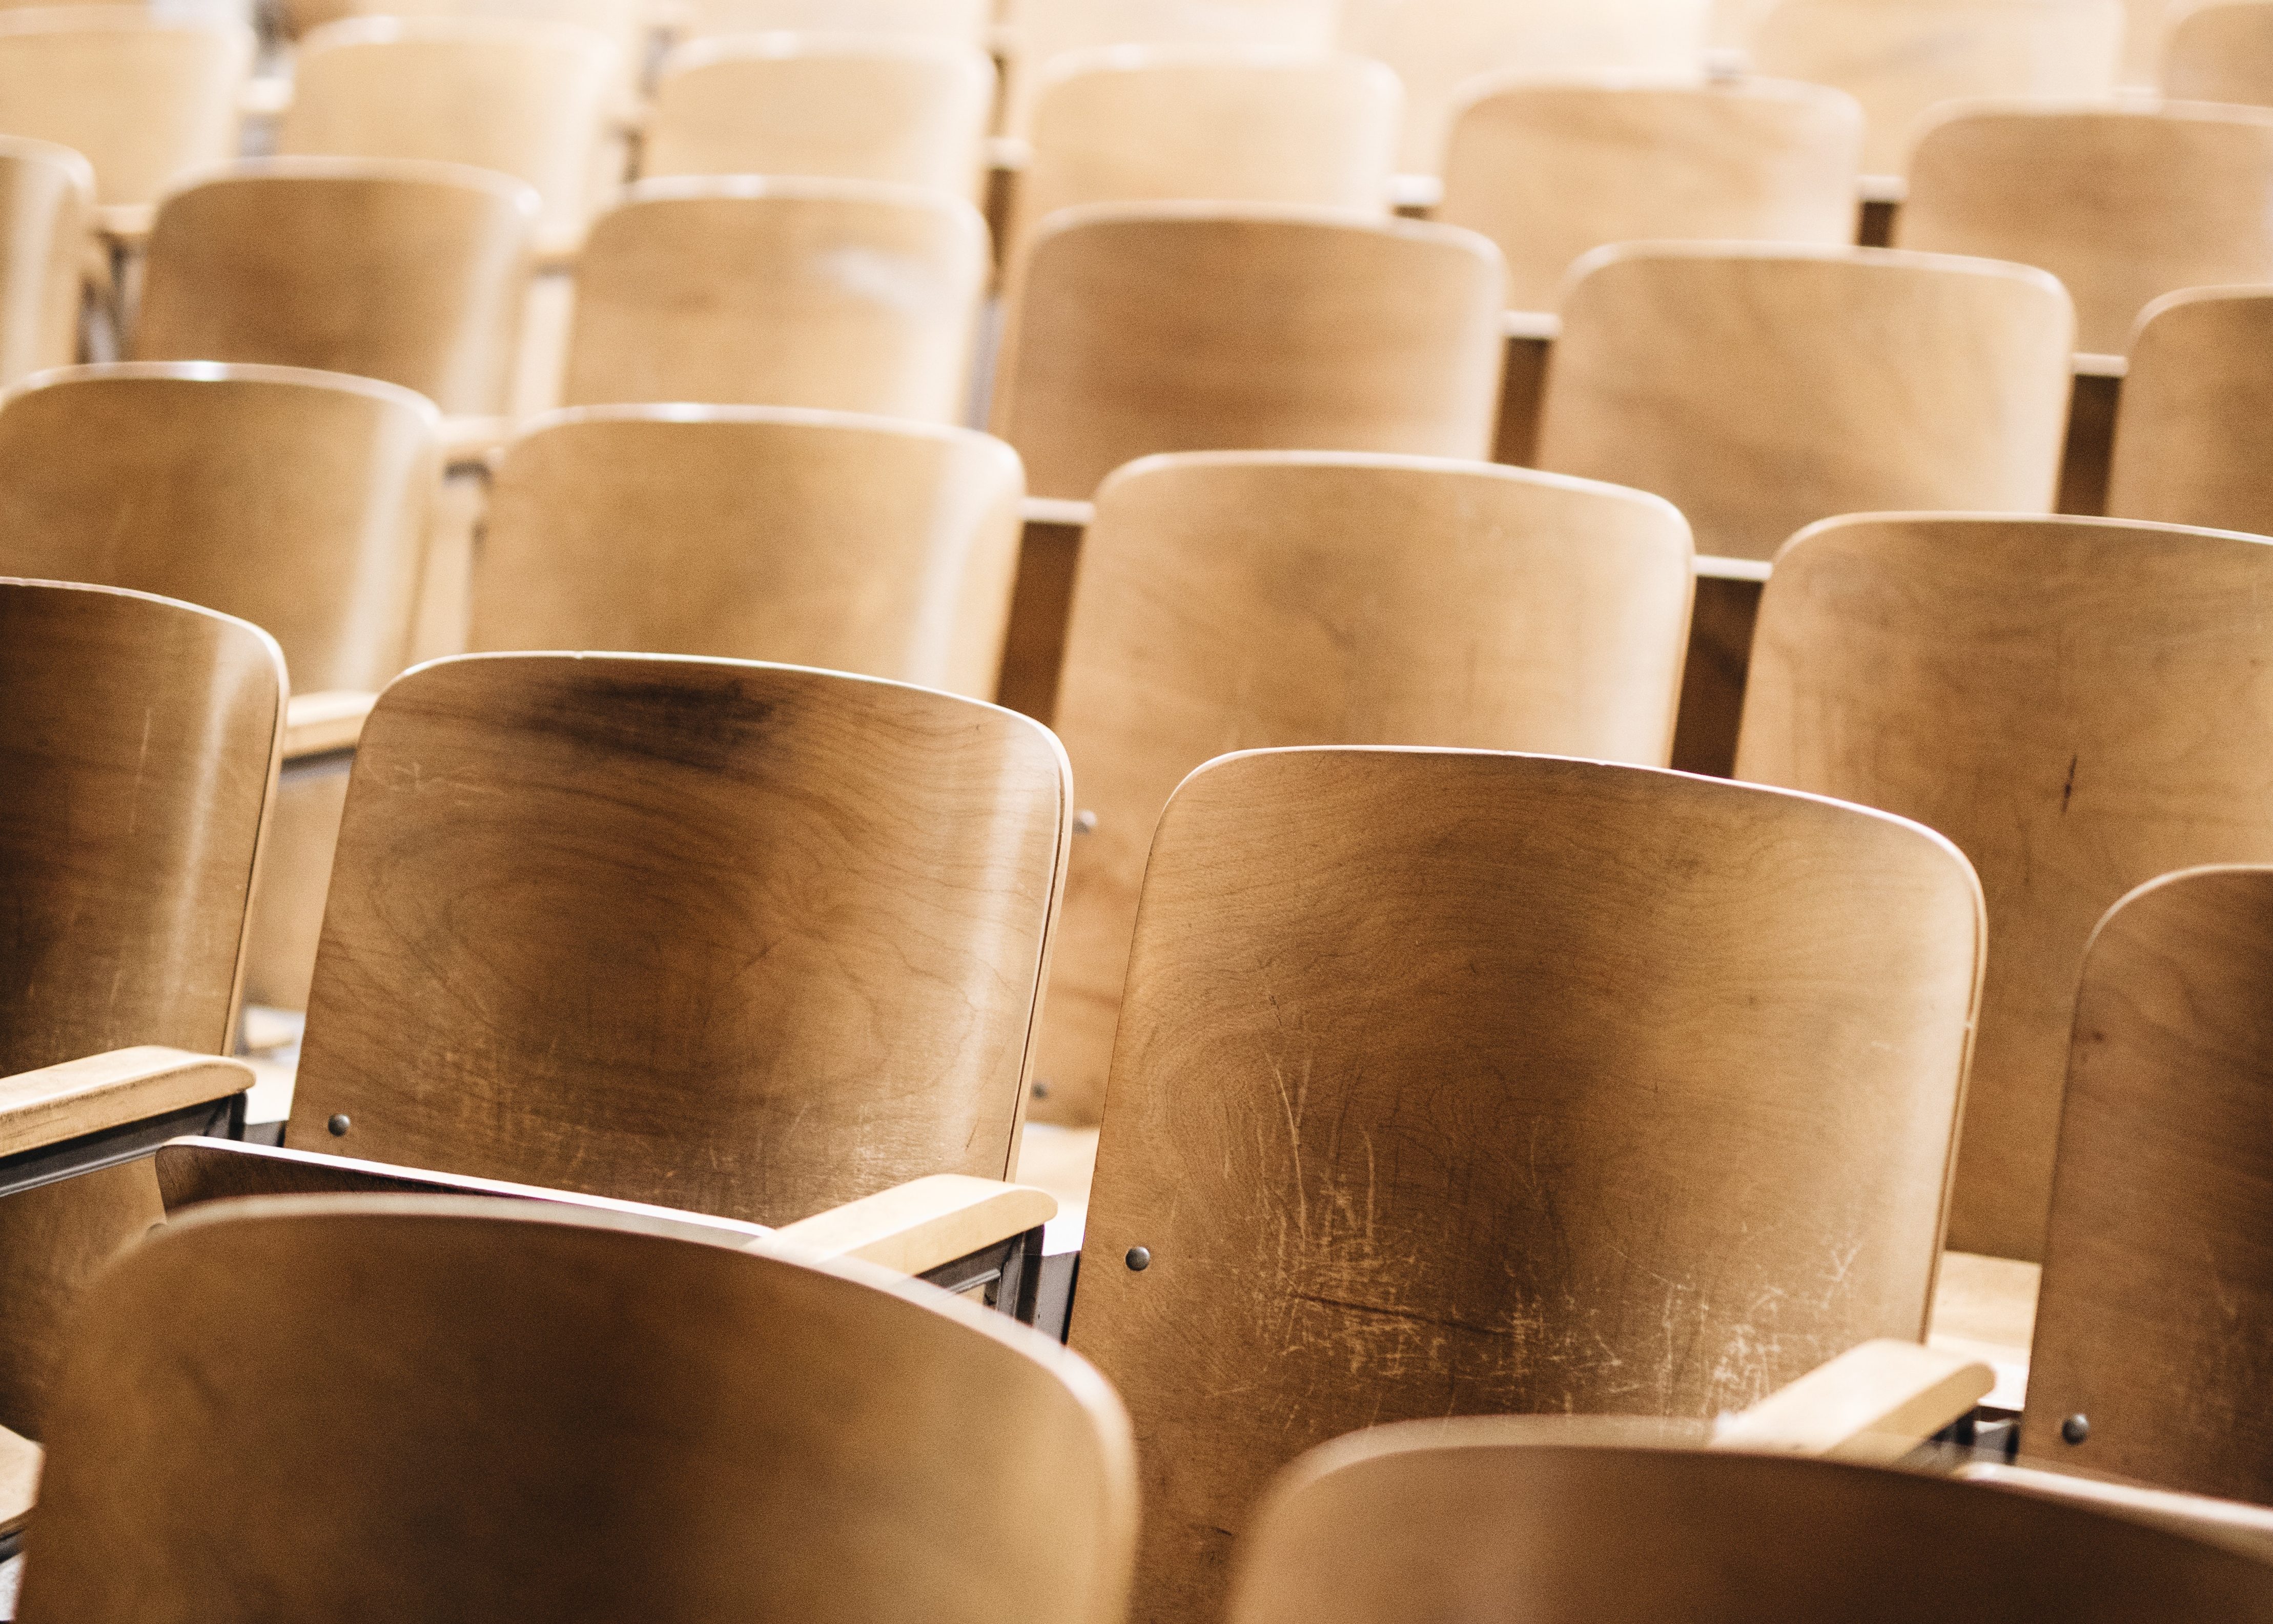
[
  {"x1": 1712, "y1": 1339, "x2": 1993, "y2": 1463},
  {"x1": 1737, "y1": 515, "x2": 2273, "y2": 1261},
  {"x1": 275, "y1": 0, "x2": 649, "y2": 62},
  {"x1": 1071, "y1": 746, "x2": 1982, "y2": 1622},
  {"x1": 647, "y1": 36, "x2": 995, "y2": 201},
  {"x1": 2165, "y1": 1, "x2": 2273, "y2": 102},
  {"x1": 135, "y1": 158, "x2": 540, "y2": 417},
  {"x1": 1959, "y1": 1460, "x2": 2273, "y2": 1560},
  {"x1": 1224, "y1": 1419, "x2": 2273, "y2": 1622},
  {"x1": 772, "y1": 1173, "x2": 1056, "y2": 1271},
  {"x1": 1896, "y1": 100, "x2": 2273, "y2": 355},
  {"x1": 1749, "y1": 0, "x2": 2123, "y2": 175},
  {"x1": 1439, "y1": 77, "x2": 1863, "y2": 312},
  {"x1": 992, "y1": 204, "x2": 1506, "y2": 501},
  {"x1": 0, "y1": 363, "x2": 441, "y2": 694},
  {"x1": 0, "y1": 1048, "x2": 250, "y2": 1159},
  {"x1": 0, "y1": 1423, "x2": 36, "y2": 1536},
  {"x1": 680, "y1": 0, "x2": 990, "y2": 43},
  {"x1": 562, "y1": 178, "x2": 988, "y2": 423},
  {"x1": 285, "y1": 654, "x2": 1071, "y2": 1227},
  {"x1": 17, "y1": 1196, "x2": 1137, "y2": 1624},
  {"x1": 1006, "y1": 0, "x2": 1337, "y2": 134},
  {"x1": 1033, "y1": 453, "x2": 1694, "y2": 1123},
  {"x1": 0, "y1": 137, "x2": 85, "y2": 390},
  {"x1": 2106, "y1": 286, "x2": 2273, "y2": 535},
  {"x1": 1535, "y1": 245, "x2": 2074, "y2": 561},
  {"x1": 1929, "y1": 1248, "x2": 2038, "y2": 1406},
  {"x1": 0, "y1": 9, "x2": 250, "y2": 208},
  {"x1": 281, "y1": 690, "x2": 378, "y2": 758},
  {"x1": 472, "y1": 405, "x2": 1025, "y2": 700}
]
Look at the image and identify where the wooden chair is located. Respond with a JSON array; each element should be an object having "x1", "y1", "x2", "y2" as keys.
[
  {"x1": 1031, "y1": 453, "x2": 1694, "y2": 1124},
  {"x1": 1895, "y1": 101, "x2": 2273, "y2": 357},
  {"x1": 561, "y1": 178, "x2": 988, "y2": 422},
  {"x1": 275, "y1": 0, "x2": 648, "y2": 76},
  {"x1": 133, "y1": 158, "x2": 539, "y2": 420},
  {"x1": 2105, "y1": 287, "x2": 2273, "y2": 535},
  {"x1": 2165, "y1": 1, "x2": 2273, "y2": 103},
  {"x1": 0, "y1": 136, "x2": 89, "y2": 389},
  {"x1": 1437, "y1": 77, "x2": 1864, "y2": 312},
  {"x1": 992, "y1": 205, "x2": 1505, "y2": 501},
  {"x1": 278, "y1": 17, "x2": 620, "y2": 258},
  {"x1": 1223, "y1": 1418, "x2": 2273, "y2": 1621},
  {"x1": 1735, "y1": 515, "x2": 2273, "y2": 1264},
  {"x1": 1006, "y1": 0, "x2": 1338, "y2": 134},
  {"x1": 17, "y1": 1196, "x2": 1136, "y2": 1623},
  {"x1": 679, "y1": 0, "x2": 990, "y2": 45},
  {"x1": 470, "y1": 405, "x2": 1025, "y2": 700},
  {"x1": 645, "y1": 35, "x2": 996, "y2": 201},
  {"x1": 1067, "y1": 745, "x2": 1983, "y2": 1621},
  {"x1": 1748, "y1": 0, "x2": 2123, "y2": 177}
]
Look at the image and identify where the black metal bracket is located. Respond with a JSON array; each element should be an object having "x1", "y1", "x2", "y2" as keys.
[{"x1": 918, "y1": 1224, "x2": 1048, "y2": 1325}]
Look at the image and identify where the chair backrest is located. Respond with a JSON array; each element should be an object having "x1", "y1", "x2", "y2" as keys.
[
  {"x1": 1750, "y1": 0, "x2": 2123, "y2": 175},
  {"x1": 645, "y1": 35, "x2": 995, "y2": 200},
  {"x1": 0, "y1": 135, "x2": 88, "y2": 387},
  {"x1": 1896, "y1": 101, "x2": 2273, "y2": 356},
  {"x1": 1736, "y1": 515, "x2": 2273, "y2": 1262},
  {"x1": 2106, "y1": 286, "x2": 2273, "y2": 535},
  {"x1": 470, "y1": 405, "x2": 1025, "y2": 700},
  {"x1": 1009, "y1": 0, "x2": 1338, "y2": 132},
  {"x1": 680, "y1": 0, "x2": 989, "y2": 44},
  {"x1": 277, "y1": 0, "x2": 647, "y2": 74},
  {"x1": 279, "y1": 17, "x2": 619, "y2": 250},
  {"x1": 1035, "y1": 453, "x2": 1694, "y2": 1122},
  {"x1": 1013, "y1": 48, "x2": 1400, "y2": 253},
  {"x1": 0, "y1": 7, "x2": 249, "y2": 208},
  {"x1": 1334, "y1": 0, "x2": 1711, "y2": 171},
  {"x1": 284, "y1": 654, "x2": 1070, "y2": 1226},
  {"x1": 1069, "y1": 746, "x2": 1982, "y2": 1621},
  {"x1": 2165, "y1": 1, "x2": 2273, "y2": 103},
  {"x1": 18, "y1": 1197, "x2": 1136, "y2": 1624},
  {"x1": 1534, "y1": 245, "x2": 2073, "y2": 561},
  {"x1": 2023, "y1": 866, "x2": 2273, "y2": 1501},
  {"x1": 1223, "y1": 1418, "x2": 2273, "y2": 1622},
  {"x1": 1438, "y1": 77, "x2": 1863, "y2": 312},
  {"x1": 992, "y1": 204, "x2": 1506, "y2": 501},
  {"x1": 133, "y1": 158, "x2": 538, "y2": 417},
  {"x1": 0, "y1": 364, "x2": 440, "y2": 692},
  {"x1": 562, "y1": 178, "x2": 987, "y2": 422}
]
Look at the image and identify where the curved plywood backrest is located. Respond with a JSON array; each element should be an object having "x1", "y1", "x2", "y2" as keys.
[
  {"x1": 646, "y1": 36, "x2": 996, "y2": 199},
  {"x1": 2165, "y1": 2, "x2": 2273, "y2": 104},
  {"x1": 472, "y1": 405, "x2": 1025, "y2": 699},
  {"x1": 135, "y1": 158, "x2": 538, "y2": 417},
  {"x1": 1536, "y1": 245, "x2": 2073, "y2": 561},
  {"x1": 18, "y1": 1197, "x2": 1136, "y2": 1624},
  {"x1": 0, "y1": 8, "x2": 250, "y2": 207},
  {"x1": 1070, "y1": 746, "x2": 1982, "y2": 1621},
  {"x1": 2024, "y1": 867, "x2": 2273, "y2": 1499},
  {"x1": 1897, "y1": 101, "x2": 2273, "y2": 355},
  {"x1": 1749, "y1": 0, "x2": 2123, "y2": 175},
  {"x1": 1034, "y1": 453, "x2": 1695, "y2": 1122},
  {"x1": 1008, "y1": 0, "x2": 1337, "y2": 133},
  {"x1": 277, "y1": 0, "x2": 648, "y2": 64},
  {"x1": 1736, "y1": 515, "x2": 2273, "y2": 1261},
  {"x1": 563, "y1": 178, "x2": 989, "y2": 422},
  {"x1": 287, "y1": 654, "x2": 1070, "y2": 1226},
  {"x1": 680, "y1": 0, "x2": 989, "y2": 44},
  {"x1": 993, "y1": 203, "x2": 1506, "y2": 501},
  {"x1": 0, "y1": 363, "x2": 441, "y2": 692},
  {"x1": 2105, "y1": 286, "x2": 2273, "y2": 535},
  {"x1": 1224, "y1": 1418, "x2": 2273, "y2": 1622},
  {"x1": 1438, "y1": 77, "x2": 1864, "y2": 311},
  {"x1": 0, "y1": 136, "x2": 87, "y2": 388}
]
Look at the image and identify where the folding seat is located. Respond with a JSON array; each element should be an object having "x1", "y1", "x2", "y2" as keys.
[
  {"x1": 2164, "y1": 1, "x2": 2273, "y2": 104},
  {"x1": 561, "y1": 178, "x2": 988, "y2": 422},
  {"x1": 16, "y1": 1198, "x2": 1135, "y2": 1623},
  {"x1": 1895, "y1": 101, "x2": 2273, "y2": 357},
  {"x1": 470, "y1": 405, "x2": 1025, "y2": 700},
  {"x1": 644, "y1": 35, "x2": 997, "y2": 200},
  {"x1": 1029, "y1": 453, "x2": 1693, "y2": 1125},
  {"x1": 678, "y1": 0, "x2": 992, "y2": 46},
  {"x1": 1062, "y1": 745, "x2": 1982, "y2": 1621},
  {"x1": 992, "y1": 207, "x2": 1504, "y2": 501},
  {"x1": 2105, "y1": 287, "x2": 2273, "y2": 535},
  {"x1": 0, "y1": 137, "x2": 89, "y2": 388}
]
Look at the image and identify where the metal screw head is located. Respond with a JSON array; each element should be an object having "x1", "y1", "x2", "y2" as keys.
[
  {"x1": 1125, "y1": 1246, "x2": 1151, "y2": 1272},
  {"x1": 327, "y1": 1114, "x2": 351, "y2": 1137},
  {"x1": 1073, "y1": 810, "x2": 1099, "y2": 835},
  {"x1": 2061, "y1": 1413, "x2": 2091, "y2": 1445},
  {"x1": 1031, "y1": 1079, "x2": 1052, "y2": 1100}
]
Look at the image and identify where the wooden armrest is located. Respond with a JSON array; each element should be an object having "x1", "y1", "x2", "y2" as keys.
[
  {"x1": 1957, "y1": 1462, "x2": 2273, "y2": 1561},
  {"x1": 1502, "y1": 309, "x2": 1562, "y2": 342},
  {"x1": 1711, "y1": 1339, "x2": 1994, "y2": 1465},
  {"x1": 2074, "y1": 352, "x2": 2129, "y2": 380},
  {"x1": 439, "y1": 415, "x2": 515, "y2": 469},
  {"x1": 1858, "y1": 173, "x2": 1906, "y2": 204},
  {"x1": 238, "y1": 76, "x2": 292, "y2": 118},
  {"x1": 283, "y1": 690, "x2": 376, "y2": 760},
  {"x1": 772, "y1": 1175, "x2": 1056, "y2": 1276},
  {"x1": 94, "y1": 204, "x2": 154, "y2": 250},
  {"x1": 0, "y1": 1421, "x2": 39, "y2": 1538},
  {"x1": 0, "y1": 1048, "x2": 252, "y2": 1160},
  {"x1": 1021, "y1": 496, "x2": 1093, "y2": 529},
  {"x1": 1387, "y1": 172, "x2": 1442, "y2": 210},
  {"x1": 987, "y1": 134, "x2": 1032, "y2": 172}
]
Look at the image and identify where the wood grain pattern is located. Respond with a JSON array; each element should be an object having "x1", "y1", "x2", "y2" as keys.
[
  {"x1": 1535, "y1": 245, "x2": 2074, "y2": 561},
  {"x1": 18, "y1": 1196, "x2": 1136, "y2": 1624},
  {"x1": 286, "y1": 654, "x2": 1071, "y2": 1227},
  {"x1": 1736, "y1": 515, "x2": 2273, "y2": 1261},
  {"x1": 2106, "y1": 287, "x2": 2273, "y2": 536},
  {"x1": 1072, "y1": 747, "x2": 1982, "y2": 1621},
  {"x1": 1896, "y1": 101, "x2": 2273, "y2": 355},
  {"x1": 1439, "y1": 77, "x2": 1862, "y2": 312},
  {"x1": 472, "y1": 405, "x2": 1025, "y2": 701},
  {"x1": 0, "y1": 137, "x2": 87, "y2": 389},
  {"x1": 134, "y1": 158, "x2": 539, "y2": 417},
  {"x1": 2165, "y1": 2, "x2": 2273, "y2": 104},
  {"x1": 992, "y1": 204, "x2": 1506, "y2": 501},
  {"x1": 1033, "y1": 453, "x2": 1694, "y2": 1124},
  {"x1": 0, "y1": 1048, "x2": 250, "y2": 1158}
]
